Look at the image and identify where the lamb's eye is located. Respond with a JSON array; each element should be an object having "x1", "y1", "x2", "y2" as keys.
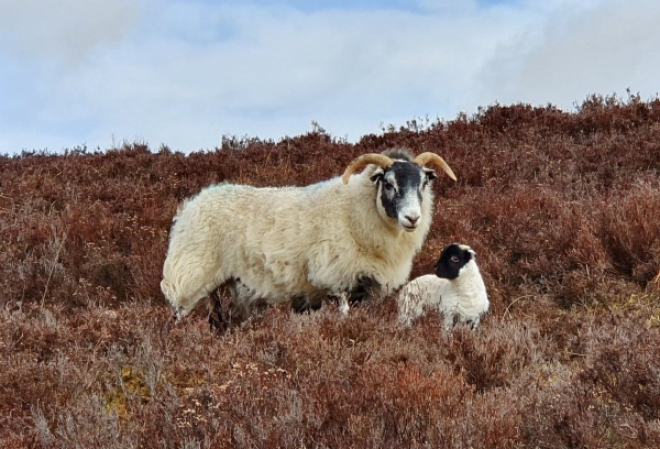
[
  {"x1": 450, "y1": 256, "x2": 460, "y2": 263},
  {"x1": 384, "y1": 182, "x2": 394, "y2": 192}
]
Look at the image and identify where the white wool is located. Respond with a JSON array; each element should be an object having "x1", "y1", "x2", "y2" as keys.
[{"x1": 397, "y1": 260, "x2": 489, "y2": 329}]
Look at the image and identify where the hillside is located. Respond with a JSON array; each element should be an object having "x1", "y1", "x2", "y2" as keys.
[{"x1": 1, "y1": 94, "x2": 660, "y2": 448}]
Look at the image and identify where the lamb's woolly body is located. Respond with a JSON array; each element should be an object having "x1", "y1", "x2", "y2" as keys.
[
  {"x1": 161, "y1": 164, "x2": 434, "y2": 318},
  {"x1": 397, "y1": 260, "x2": 489, "y2": 329}
]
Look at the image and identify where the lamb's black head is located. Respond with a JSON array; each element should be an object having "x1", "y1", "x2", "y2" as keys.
[
  {"x1": 341, "y1": 148, "x2": 457, "y2": 232},
  {"x1": 434, "y1": 243, "x2": 476, "y2": 280}
]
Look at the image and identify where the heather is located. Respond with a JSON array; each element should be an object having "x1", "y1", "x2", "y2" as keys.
[{"x1": 1, "y1": 93, "x2": 660, "y2": 448}]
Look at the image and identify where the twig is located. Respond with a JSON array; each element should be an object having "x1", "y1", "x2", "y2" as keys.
[
  {"x1": 0, "y1": 194, "x2": 13, "y2": 210},
  {"x1": 41, "y1": 233, "x2": 67, "y2": 306},
  {"x1": 503, "y1": 295, "x2": 534, "y2": 320},
  {"x1": 653, "y1": 269, "x2": 660, "y2": 285}
]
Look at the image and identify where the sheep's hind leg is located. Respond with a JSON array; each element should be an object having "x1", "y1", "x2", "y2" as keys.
[
  {"x1": 208, "y1": 292, "x2": 228, "y2": 332},
  {"x1": 292, "y1": 295, "x2": 323, "y2": 314},
  {"x1": 161, "y1": 279, "x2": 190, "y2": 321},
  {"x1": 162, "y1": 246, "x2": 233, "y2": 321},
  {"x1": 162, "y1": 271, "x2": 218, "y2": 321},
  {"x1": 442, "y1": 313, "x2": 455, "y2": 331},
  {"x1": 209, "y1": 279, "x2": 252, "y2": 331}
]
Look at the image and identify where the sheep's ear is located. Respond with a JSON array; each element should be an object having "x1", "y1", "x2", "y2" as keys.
[
  {"x1": 423, "y1": 168, "x2": 437, "y2": 181},
  {"x1": 370, "y1": 168, "x2": 384, "y2": 183}
]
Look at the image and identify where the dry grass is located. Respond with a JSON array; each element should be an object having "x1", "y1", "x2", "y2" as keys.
[{"x1": 1, "y1": 93, "x2": 660, "y2": 448}]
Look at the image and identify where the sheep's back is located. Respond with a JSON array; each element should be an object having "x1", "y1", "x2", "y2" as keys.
[{"x1": 171, "y1": 182, "x2": 349, "y2": 301}]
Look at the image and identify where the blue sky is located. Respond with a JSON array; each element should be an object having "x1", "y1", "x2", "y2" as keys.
[{"x1": 0, "y1": 0, "x2": 658, "y2": 154}]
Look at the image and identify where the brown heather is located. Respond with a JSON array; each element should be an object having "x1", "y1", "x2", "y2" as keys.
[{"x1": 2, "y1": 93, "x2": 660, "y2": 448}]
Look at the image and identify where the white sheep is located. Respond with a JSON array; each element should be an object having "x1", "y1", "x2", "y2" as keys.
[
  {"x1": 397, "y1": 243, "x2": 489, "y2": 329},
  {"x1": 161, "y1": 148, "x2": 456, "y2": 322}
]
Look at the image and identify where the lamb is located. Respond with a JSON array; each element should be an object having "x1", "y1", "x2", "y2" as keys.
[
  {"x1": 397, "y1": 243, "x2": 489, "y2": 330},
  {"x1": 161, "y1": 148, "x2": 457, "y2": 322}
]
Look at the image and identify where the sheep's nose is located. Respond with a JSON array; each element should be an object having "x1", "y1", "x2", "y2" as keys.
[{"x1": 405, "y1": 215, "x2": 419, "y2": 225}]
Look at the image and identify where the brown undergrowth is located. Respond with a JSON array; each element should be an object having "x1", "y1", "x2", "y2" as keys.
[{"x1": 1, "y1": 94, "x2": 660, "y2": 448}]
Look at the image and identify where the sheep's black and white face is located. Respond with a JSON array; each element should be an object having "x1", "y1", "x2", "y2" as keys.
[
  {"x1": 371, "y1": 160, "x2": 437, "y2": 232},
  {"x1": 434, "y1": 244, "x2": 476, "y2": 280}
]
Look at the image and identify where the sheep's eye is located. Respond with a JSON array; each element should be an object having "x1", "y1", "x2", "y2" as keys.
[
  {"x1": 450, "y1": 255, "x2": 460, "y2": 263},
  {"x1": 384, "y1": 182, "x2": 395, "y2": 192}
]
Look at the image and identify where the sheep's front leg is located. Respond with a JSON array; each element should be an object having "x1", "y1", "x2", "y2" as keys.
[
  {"x1": 339, "y1": 292, "x2": 350, "y2": 315},
  {"x1": 442, "y1": 313, "x2": 455, "y2": 331}
]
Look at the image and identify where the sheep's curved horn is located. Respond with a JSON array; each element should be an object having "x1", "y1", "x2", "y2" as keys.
[
  {"x1": 342, "y1": 153, "x2": 394, "y2": 184},
  {"x1": 413, "y1": 152, "x2": 457, "y2": 181}
]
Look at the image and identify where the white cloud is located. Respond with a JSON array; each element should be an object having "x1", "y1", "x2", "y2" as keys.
[
  {"x1": 0, "y1": 0, "x2": 138, "y2": 63},
  {"x1": 0, "y1": 0, "x2": 659, "y2": 153},
  {"x1": 480, "y1": 0, "x2": 660, "y2": 108}
]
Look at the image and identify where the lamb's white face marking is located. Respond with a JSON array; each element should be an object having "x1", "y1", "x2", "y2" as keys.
[{"x1": 457, "y1": 259, "x2": 478, "y2": 278}]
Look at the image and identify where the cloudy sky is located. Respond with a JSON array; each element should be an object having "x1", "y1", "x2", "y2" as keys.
[{"x1": 0, "y1": 0, "x2": 658, "y2": 154}]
